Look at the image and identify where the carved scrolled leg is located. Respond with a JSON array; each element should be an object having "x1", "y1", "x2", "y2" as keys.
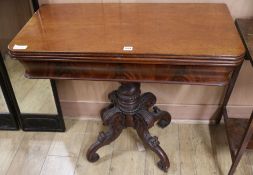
[
  {"x1": 140, "y1": 92, "x2": 156, "y2": 109},
  {"x1": 137, "y1": 109, "x2": 157, "y2": 128},
  {"x1": 140, "y1": 92, "x2": 171, "y2": 128},
  {"x1": 86, "y1": 114, "x2": 123, "y2": 162},
  {"x1": 87, "y1": 82, "x2": 171, "y2": 172},
  {"x1": 135, "y1": 116, "x2": 170, "y2": 172},
  {"x1": 153, "y1": 106, "x2": 171, "y2": 128}
]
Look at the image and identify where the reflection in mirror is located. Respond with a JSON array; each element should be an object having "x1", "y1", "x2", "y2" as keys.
[
  {"x1": 0, "y1": 0, "x2": 64, "y2": 131},
  {"x1": 0, "y1": 0, "x2": 56, "y2": 114},
  {"x1": 0, "y1": 86, "x2": 9, "y2": 113},
  {"x1": 4, "y1": 54, "x2": 57, "y2": 114},
  {"x1": 0, "y1": 52, "x2": 19, "y2": 130}
]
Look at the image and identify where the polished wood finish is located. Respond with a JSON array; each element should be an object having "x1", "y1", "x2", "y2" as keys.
[
  {"x1": 9, "y1": 4, "x2": 244, "y2": 58},
  {"x1": 19, "y1": 61, "x2": 235, "y2": 85},
  {"x1": 8, "y1": 3, "x2": 246, "y2": 172},
  {"x1": 9, "y1": 4, "x2": 244, "y2": 85}
]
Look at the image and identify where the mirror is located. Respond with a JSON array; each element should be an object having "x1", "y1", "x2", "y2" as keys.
[
  {"x1": 5, "y1": 55, "x2": 57, "y2": 114},
  {"x1": 0, "y1": 0, "x2": 65, "y2": 131}
]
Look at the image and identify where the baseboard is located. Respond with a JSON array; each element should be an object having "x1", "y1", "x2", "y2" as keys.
[
  {"x1": 61, "y1": 101, "x2": 253, "y2": 121},
  {"x1": 63, "y1": 115, "x2": 218, "y2": 124}
]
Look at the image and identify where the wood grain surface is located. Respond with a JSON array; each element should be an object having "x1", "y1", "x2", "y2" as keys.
[
  {"x1": 9, "y1": 3, "x2": 244, "y2": 60},
  {"x1": 8, "y1": 3, "x2": 245, "y2": 85}
]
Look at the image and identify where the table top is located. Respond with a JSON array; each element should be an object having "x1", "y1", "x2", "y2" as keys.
[
  {"x1": 9, "y1": 3, "x2": 244, "y2": 65},
  {"x1": 8, "y1": 3, "x2": 245, "y2": 85},
  {"x1": 236, "y1": 19, "x2": 253, "y2": 65}
]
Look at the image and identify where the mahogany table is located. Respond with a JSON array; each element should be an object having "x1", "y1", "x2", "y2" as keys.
[{"x1": 8, "y1": 3, "x2": 245, "y2": 172}]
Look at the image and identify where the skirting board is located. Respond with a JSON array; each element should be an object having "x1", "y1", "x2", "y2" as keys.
[
  {"x1": 63, "y1": 116, "x2": 218, "y2": 124},
  {"x1": 61, "y1": 101, "x2": 253, "y2": 121}
]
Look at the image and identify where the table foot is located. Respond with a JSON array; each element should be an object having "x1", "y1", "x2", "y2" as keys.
[
  {"x1": 153, "y1": 106, "x2": 171, "y2": 128},
  {"x1": 86, "y1": 82, "x2": 171, "y2": 172},
  {"x1": 135, "y1": 115, "x2": 170, "y2": 172},
  {"x1": 86, "y1": 112, "x2": 123, "y2": 162}
]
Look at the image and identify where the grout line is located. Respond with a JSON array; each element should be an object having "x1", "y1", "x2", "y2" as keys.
[
  {"x1": 5, "y1": 132, "x2": 25, "y2": 174},
  {"x1": 190, "y1": 125, "x2": 198, "y2": 175},
  {"x1": 39, "y1": 133, "x2": 56, "y2": 175},
  {"x1": 208, "y1": 126, "x2": 219, "y2": 175},
  {"x1": 83, "y1": 120, "x2": 90, "y2": 134},
  {"x1": 73, "y1": 133, "x2": 89, "y2": 175},
  {"x1": 108, "y1": 140, "x2": 116, "y2": 175},
  {"x1": 143, "y1": 150, "x2": 147, "y2": 175},
  {"x1": 46, "y1": 154, "x2": 77, "y2": 158},
  {"x1": 178, "y1": 125, "x2": 182, "y2": 175}
]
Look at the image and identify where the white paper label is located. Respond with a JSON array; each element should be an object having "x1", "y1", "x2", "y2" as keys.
[
  {"x1": 123, "y1": 46, "x2": 133, "y2": 51},
  {"x1": 13, "y1": 44, "x2": 28, "y2": 50}
]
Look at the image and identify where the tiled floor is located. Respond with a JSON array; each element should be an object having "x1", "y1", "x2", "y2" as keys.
[{"x1": 0, "y1": 119, "x2": 252, "y2": 175}]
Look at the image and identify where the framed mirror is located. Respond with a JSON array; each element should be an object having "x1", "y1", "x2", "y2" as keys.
[{"x1": 0, "y1": 0, "x2": 65, "y2": 131}]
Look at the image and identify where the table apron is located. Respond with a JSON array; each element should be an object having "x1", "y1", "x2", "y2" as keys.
[{"x1": 20, "y1": 60, "x2": 236, "y2": 86}]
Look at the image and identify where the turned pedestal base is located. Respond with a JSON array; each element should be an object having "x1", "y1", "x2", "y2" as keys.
[{"x1": 86, "y1": 82, "x2": 171, "y2": 172}]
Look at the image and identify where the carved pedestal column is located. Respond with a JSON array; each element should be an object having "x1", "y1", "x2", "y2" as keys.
[{"x1": 86, "y1": 82, "x2": 171, "y2": 172}]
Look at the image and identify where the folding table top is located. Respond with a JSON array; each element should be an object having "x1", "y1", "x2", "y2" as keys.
[{"x1": 9, "y1": 3, "x2": 244, "y2": 65}]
